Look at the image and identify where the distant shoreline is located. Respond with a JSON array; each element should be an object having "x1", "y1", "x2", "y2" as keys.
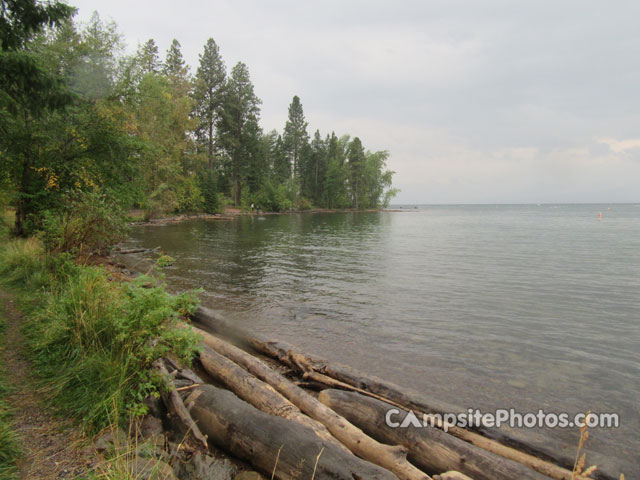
[{"x1": 128, "y1": 207, "x2": 412, "y2": 227}]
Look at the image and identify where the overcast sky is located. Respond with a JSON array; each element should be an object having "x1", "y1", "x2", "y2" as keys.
[{"x1": 68, "y1": 0, "x2": 640, "y2": 204}]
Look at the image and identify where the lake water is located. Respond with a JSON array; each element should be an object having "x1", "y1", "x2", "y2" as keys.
[{"x1": 125, "y1": 204, "x2": 639, "y2": 477}]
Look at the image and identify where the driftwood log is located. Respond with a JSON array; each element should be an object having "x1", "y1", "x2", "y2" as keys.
[
  {"x1": 319, "y1": 389, "x2": 550, "y2": 480},
  {"x1": 253, "y1": 339, "x2": 590, "y2": 480},
  {"x1": 191, "y1": 325, "x2": 432, "y2": 480},
  {"x1": 191, "y1": 308, "x2": 587, "y2": 480},
  {"x1": 198, "y1": 346, "x2": 348, "y2": 452},
  {"x1": 185, "y1": 384, "x2": 398, "y2": 480},
  {"x1": 153, "y1": 359, "x2": 208, "y2": 451}
]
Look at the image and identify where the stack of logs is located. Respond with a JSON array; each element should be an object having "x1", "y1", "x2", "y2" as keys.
[{"x1": 156, "y1": 307, "x2": 594, "y2": 480}]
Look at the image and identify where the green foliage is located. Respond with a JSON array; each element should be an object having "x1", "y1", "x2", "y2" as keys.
[
  {"x1": 199, "y1": 169, "x2": 220, "y2": 214},
  {"x1": 175, "y1": 175, "x2": 203, "y2": 214},
  {"x1": 192, "y1": 38, "x2": 226, "y2": 169},
  {"x1": 42, "y1": 190, "x2": 129, "y2": 255},
  {"x1": 217, "y1": 61, "x2": 262, "y2": 206},
  {"x1": 283, "y1": 95, "x2": 309, "y2": 180},
  {"x1": 156, "y1": 255, "x2": 174, "y2": 268},
  {"x1": 0, "y1": 238, "x2": 202, "y2": 433},
  {"x1": 1, "y1": 7, "x2": 395, "y2": 225},
  {"x1": 253, "y1": 179, "x2": 292, "y2": 212}
]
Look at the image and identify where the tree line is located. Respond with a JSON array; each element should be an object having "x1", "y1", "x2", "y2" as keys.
[{"x1": 0, "y1": 1, "x2": 398, "y2": 235}]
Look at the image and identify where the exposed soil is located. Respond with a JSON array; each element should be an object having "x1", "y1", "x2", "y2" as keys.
[{"x1": 0, "y1": 290, "x2": 96, "y2": 479}]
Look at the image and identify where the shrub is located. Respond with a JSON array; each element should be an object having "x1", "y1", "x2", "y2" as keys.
[
  {"x1": 254, "y1": 180, "x2": 293, "y2": 212},
  {"x1": 42, "y1": 190, "x2": 129, "y2": 255},
  {"x1": 175, "y1": 175, "x2": 203, "y2": 214}
]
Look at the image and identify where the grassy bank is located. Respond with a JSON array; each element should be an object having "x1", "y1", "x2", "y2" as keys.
[
  {"x1": 0, "y1": 303, "x2": 20, "y2": 480},
  {"x1": 0, "y1": 234, "x2": 202, "y2": 434}
]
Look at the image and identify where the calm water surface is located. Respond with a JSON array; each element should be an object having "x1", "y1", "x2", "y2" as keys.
[{"x1": 126, "y1": 204, "x2": 639, "y2": 476}]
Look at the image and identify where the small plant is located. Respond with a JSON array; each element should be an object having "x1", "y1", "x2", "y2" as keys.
[
  {"x1": 571, "y1": 412, "x2": 598, "y2": 479},
  {"x1": 156, "y1": 255, "x2": 175, "y2": 268}
]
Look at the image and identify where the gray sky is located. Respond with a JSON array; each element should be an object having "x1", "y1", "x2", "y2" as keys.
[{"x1": 69, "y1": 0, "x2": 640, "y2": 204}]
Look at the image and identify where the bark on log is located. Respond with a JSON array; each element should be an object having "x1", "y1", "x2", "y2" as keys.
[
  {"x1": 192, "y1": 326, "x2": 431, "y2": 480},
  {"x1": 198, "y1": 346, "x2": 348, "y2": 452},
  {"x1": 154, "y1": 360, "x2": 208, "y2": 451},
  {"x1": 318, "y1": 389, "x2": 550, "y2": 480},
  {"x1": 184, "y1": 384, "x2": 398, "y2": 480}
]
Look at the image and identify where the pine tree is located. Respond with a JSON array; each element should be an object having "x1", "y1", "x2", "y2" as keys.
[
  {"x1": 348, "y1": 137, "x2": 366, "y2": 209},
  {"x1": 164, "y1": 38, "x2": 188, "y2": 79},
  {"x1": 282, "y1": 95, "x2": 309, "y2": 180},
  {"x1": 138, "y1": 38, "x2": 160, "y2": 74},
  {"x1": 272, "y1": 134, "x2": 290, "y2": 183},
  {"x1": 309, "y1": 130, "x2": 327, "y2": 204},
  {"x1": 217, "y1": 61, "x2": 262, "y2": 206},
  {"x1": 192, "y1": 38, "x2": 226, "y2": 170}
]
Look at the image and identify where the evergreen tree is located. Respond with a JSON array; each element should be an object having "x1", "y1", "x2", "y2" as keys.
[
  {"x1": 323, "y1": 132, "x2": 348, "y2": 208},
  {"x1": 282, "y1": 95, "x2": 309, "y2": 180},
  {"x1": 192, "y1": 38, "x2": 226, "y2": 170},
  {"x1": 200, "y1": 169, "x2": 219, "y2": 213},
  {"x1": 138, "y1": 38, "x2": 160, "y2": 74},
  {"x1": 272, "y1": 134, "x2": 290, "y2": 183},
  {"x1": 164, "y1": 39, "x2": 187, "y2": 79},
  {"x1": 217, "y1": 61, "x2": 262, "y2": 206},
  {"x1": 347, "y1": 137, "x2": 366, "y2": 209},
  {"x1": 308, "y1": 130, "x2": 328, "y2": 204}
]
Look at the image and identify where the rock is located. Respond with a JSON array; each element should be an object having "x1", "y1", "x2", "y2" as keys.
[
  {"x1": 174, "y1": 453, "x2": 236, "y2": 480},
  {"x1": 233, "y1": 472, "x2": 265, "y2": 480},
  {"x1": 140, "y1": 415, "x2": 165, "y2": 440},
  {"x1": 94, "y1": 428, "x2": 128, "y2": 454},
  {"x1": 127, "y1": 456, "x2": 178, "y2": 480}
]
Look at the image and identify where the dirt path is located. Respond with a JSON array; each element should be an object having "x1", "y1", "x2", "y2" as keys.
[{"x1": 0, "y1": 290, "x2": 94, "y2": 479}]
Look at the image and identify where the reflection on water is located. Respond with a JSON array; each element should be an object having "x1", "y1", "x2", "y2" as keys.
[{"x1": 126, "y1": 205, "x2": 640, "y2": 476}]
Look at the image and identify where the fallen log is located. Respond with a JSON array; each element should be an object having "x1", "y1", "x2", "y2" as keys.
[
  {"x1": 254, "y1": 339, "x2": 586, "y2": 480},
  {"x1": 191, "y1": 308, "x2": 587, "y2": 480},
  {"x1": 192, "y1": 326, "x2": 431, "y2": 480},
  {"x1": 318, "y1": 389, "x2": 549, "y2": 480},
  {"x1": 154, "y1": 360, "x2": 208, "y2": 451},
  {"x1": 198, "y1": 346, "x2": 348, "y2": 452},
  {"x1": 184, "y1": 384, "x2": 398, "y2": 480},
  {"x1": 114, "y1": 246, "x2": 160, "y2": 254}
]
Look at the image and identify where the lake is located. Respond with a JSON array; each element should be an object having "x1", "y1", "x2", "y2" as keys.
[{"x1": 124, "y1": 204, "x2": 639, "y2": 477}]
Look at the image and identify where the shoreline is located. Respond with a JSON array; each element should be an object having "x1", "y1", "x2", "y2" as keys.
[
  {"x1": 107, "y1": 245, "x2": 622, "y2": 480},
  {"x1": 128, "y1": 207, "x2": 413, "y2": 227}
]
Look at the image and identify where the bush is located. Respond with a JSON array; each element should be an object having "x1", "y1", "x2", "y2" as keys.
[
  {"x1": 175, "y1": 175, "x2": 203, "y2": 214},
  {"x1": 42, "y1": 191, "x2": 129, "y2": 256},
  {"x1": 254, "y1": 180, "x2": 293, "y2": 212},
  {"x1": 294, "y1": 196, "x2": 313, "y2": 211}
]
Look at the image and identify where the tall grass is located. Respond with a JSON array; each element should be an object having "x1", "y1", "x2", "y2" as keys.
[
  {"x1": 0, "y1": 304, "x2": 21, "y2": 480},
  {"x1": 0, "y1": 236, "x2": 202, "y2": 433}
]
